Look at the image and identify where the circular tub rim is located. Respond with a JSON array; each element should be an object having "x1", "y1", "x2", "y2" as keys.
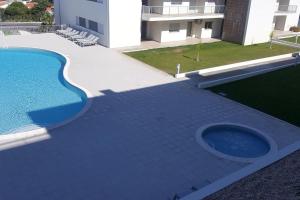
[{"x1": 196, "y1": 123, "x2": 278, "y2": 163}]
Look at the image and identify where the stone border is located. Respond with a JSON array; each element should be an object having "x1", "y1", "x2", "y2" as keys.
[
  {"x1": 196, "y1": 123, "x2": 278, "y2": 163},
  {"x1": 175, "y1": 53, "x2": 296, "y2": 78},
  {"x1": 182, "y1": 141, "x2": 300, "y2": 200},
  {"x1": 0, "y1": 47, "x2": 93, "y2": 151},
  {"x1": 198, "y1": 59, "x2": 300, "y2": 88}
]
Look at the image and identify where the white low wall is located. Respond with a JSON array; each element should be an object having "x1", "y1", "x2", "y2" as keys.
[
  {"x1": 148, "y1": 21, "x2": 187, "y2": 42},
  {"x1": 175, "y1": 53, "x2": 296, "y2": 79}
]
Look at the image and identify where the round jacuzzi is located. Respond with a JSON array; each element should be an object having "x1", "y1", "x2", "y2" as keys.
[{"x1": 196, "y1": 124, "x2": 277, "y2": 163}]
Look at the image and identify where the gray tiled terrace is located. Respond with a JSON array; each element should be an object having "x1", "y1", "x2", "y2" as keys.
[{"x1": 0, "y1": 34, "x2": 300, "y2": 200}]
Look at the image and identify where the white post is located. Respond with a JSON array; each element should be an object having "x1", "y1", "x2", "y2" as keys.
[{"x1": 176, "y1": 64, "x2": 181, "y2": 74}]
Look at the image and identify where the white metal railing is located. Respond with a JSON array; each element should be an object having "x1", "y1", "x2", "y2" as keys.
[
  {"x1": 142, "y1": 5, "x2": 225, "y2": 16},
  {"x1": 276, "y1": 5, "x2": 298, "y2": 13}
]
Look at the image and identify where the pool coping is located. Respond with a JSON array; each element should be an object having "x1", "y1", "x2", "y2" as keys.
[
  {"x1": 0, "y1": 47, "x2": 93, "y2": 150},
  {"x1": 196, "y1": 123, "x2": 278, "y2": 163}
]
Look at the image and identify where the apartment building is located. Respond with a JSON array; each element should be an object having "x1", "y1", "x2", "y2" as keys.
[{"x1": 54, "y1": 0, "x2": 300, "y2": 48}]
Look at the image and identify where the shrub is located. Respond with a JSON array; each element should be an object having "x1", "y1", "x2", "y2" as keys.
[
  {"x1": 290, "y1": 26, "x2": 300, "y2": 32},
  {"x1": 40, "y1": 12, "x2": 53, "y2": 25},
  {"x1": 0, "y1": 8, "x2": 5, "y2": 21}
]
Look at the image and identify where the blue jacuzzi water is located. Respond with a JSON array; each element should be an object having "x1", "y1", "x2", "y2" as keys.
[
  {"x1": 0, "y1": 48, "x2": 87, "y2": 134},
  {"x1": 202, "y1": 125, "x2": 270, "y2": 158}
]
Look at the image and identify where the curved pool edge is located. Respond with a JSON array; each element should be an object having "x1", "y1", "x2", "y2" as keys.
[
  {"x1": 196, "y1": 123, "x2": 278, "y2": 163},
  {"x1": 0, "y1": 48, "x2": 93, "y2": 144}
]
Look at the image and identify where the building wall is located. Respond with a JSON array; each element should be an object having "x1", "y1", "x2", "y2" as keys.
[
  {"x1": 147, "y1": 22, "x2": 162, "y2": 42},
  {"x1": 222, "y1": 0, "x2": 250, "y2": 44},
  {"x1": 147, "y1": 21, "x2": 187, "y2": 42},
  {"x1": 161, "y1": 21, "x2": 187, "y2": 42},
  {"x1": 192, "y1": 19, "x2": 223, "y2": 38},
  {"x1": 243, "y1": 0, "x2": 277, "y2": 45},
  {"x1": 274, "y1": 16, "x2": 287, "y2": 30},
  {"x1": 146, "y1": 18, "x2": 223, "y2": 42},
  {"x1": 54, "y1": 0, "x2": 109, "y2": 47},
  {"x1": 54, "y1": 0, "x2": 142, "y2": 48},
  {"x1": 222, "y1": 0, "x2": 299, "y2": 45},
  {"x1": 283, "y1": 0, "x2": 300, "y2": 31},
  {"x1": 108, "y1": 0, "x2": 142, "y2": 48}
]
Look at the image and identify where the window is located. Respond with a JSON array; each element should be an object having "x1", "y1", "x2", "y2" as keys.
[
  {"x1": 76, "y1": 17, "x2": 104, "y2": 35},
  {"x1": 205, "y1": 22, "x2": 213, "y2": 29},
  {"x1": 169, "y1": 23, "x2": 180, "y2": 32},
  {"x1": 88, "y1": 20, "x2": 98, "y2": 32},
  {"x1": 78, "y1": 17, "x2": 86, "y2": 28},
  {"x1": 171, "y1": 0, "x2": 182, "y2": 5},
  {"x1": 87, "y1": 0, "x2": 103, "y2": 3}
]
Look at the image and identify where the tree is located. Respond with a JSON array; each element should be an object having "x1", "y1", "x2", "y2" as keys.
[
  {"x1": 30, "y1": 0, "x2": 50, "y2": 20},
  {"x1": 269, "y1": 31, "x2": 274, "y2": 49},
  {"x1": 196, "y1": 42, "x2": 201, "y2": 62},
  {"x1": 4, "y1": 2, "x2": 29, "y2": 17}
]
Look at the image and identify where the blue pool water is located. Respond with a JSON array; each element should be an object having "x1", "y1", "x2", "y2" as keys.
[
  {"x1": 202, "y1": 125, "x2": 270, "y2": 158},
  {"x1": 0, "y1": 48, "x2": 87, "y2": 134}
]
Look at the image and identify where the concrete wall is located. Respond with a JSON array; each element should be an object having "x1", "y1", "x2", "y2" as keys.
[
  {"x1": 147, "y1": 21, "x2": 187, "y2": 42},
  {"x1": 108, "y1": 0, "x2": 142, "y2": 48}
]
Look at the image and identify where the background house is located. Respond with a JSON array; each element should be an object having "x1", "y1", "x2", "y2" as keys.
[{"x1": 54, "y1": 0, "x2": 300, "y2": 48}]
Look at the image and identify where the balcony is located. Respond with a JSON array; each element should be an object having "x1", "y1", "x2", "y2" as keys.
[
  {"x1": 275, "y1": 5, "x2": 298, "y2": 14},
  {"x1": 142, "y1": 5, "x2": 225, "y2": 21}
]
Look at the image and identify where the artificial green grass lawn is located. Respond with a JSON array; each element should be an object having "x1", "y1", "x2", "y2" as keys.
[
  {"x1": 210, "y1": 65, "x2": 300, "y2": 127},
  {"x1": 126, "y1": 41, "x2": 297, "y2": 75},
  {"x1": 282, "y1": 36, "x2": 300, "y2": 44}
]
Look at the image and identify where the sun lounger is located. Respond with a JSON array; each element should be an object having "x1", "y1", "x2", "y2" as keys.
[
  {"x1": 69, "y1": 31, "x2": 88, "y2": 41},
  {"x1": 62, "y1": 30, "x2": 79, "y2": 38},
  {"x1": 75, "y1": 35, "x2": 95, "y2": 45},
  {"x1": 56, "y1": 27, "x2": 72, "y2": 35},
  {"x1": 76, "y1": 35, "x2": 99, "y2": 47}
]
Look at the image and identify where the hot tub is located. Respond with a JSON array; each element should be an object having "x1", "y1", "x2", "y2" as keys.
[{"x1": 196, "y1": 123, "x2": 277, "y2": 163}]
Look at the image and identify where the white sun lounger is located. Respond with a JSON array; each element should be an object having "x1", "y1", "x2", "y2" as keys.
[
  {"x1": 69, "y1": 31, "x2": 88, "y2": 41},
  {"x1": 62, "y1": 30, "x2": 79, "y2": 38},
  {"x1": 75, "y1": 35, "x2": 95, "y2": 44},
  {"x1": 76, "y1": 35, "x2": 99, "y2": 47},
  {"x1": 56, "y1": 27, "x2": 72, "y2": 35}
]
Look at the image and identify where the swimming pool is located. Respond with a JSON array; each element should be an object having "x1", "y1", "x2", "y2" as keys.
[{"x1": 0, "y1": 48, "x2": 87, "y2": 134}]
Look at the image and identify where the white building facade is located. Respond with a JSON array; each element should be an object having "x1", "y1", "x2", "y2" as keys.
[
  {"x1": 54, "y1": 0, "x2": 142, "y2": 48},
  {"x1": 54, "y1": 0, "x2": 300, "y2": 48}
]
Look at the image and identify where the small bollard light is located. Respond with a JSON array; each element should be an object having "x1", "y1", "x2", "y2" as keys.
[{"x1": 176, "y1": 64, "x2": 181, "y2": 74}]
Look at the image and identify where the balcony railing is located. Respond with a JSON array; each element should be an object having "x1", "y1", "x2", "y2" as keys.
[
  {"x1": 276, "y1": 5, "x2": 298, "y2": 13},
  {"x1": 142, "y1": 5, "x2": 225, "y2": 16}
]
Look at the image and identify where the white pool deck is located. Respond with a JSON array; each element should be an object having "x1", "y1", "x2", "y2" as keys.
[{"x1": 0, "y1": 33, "x2": 300, "y2": 200}]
